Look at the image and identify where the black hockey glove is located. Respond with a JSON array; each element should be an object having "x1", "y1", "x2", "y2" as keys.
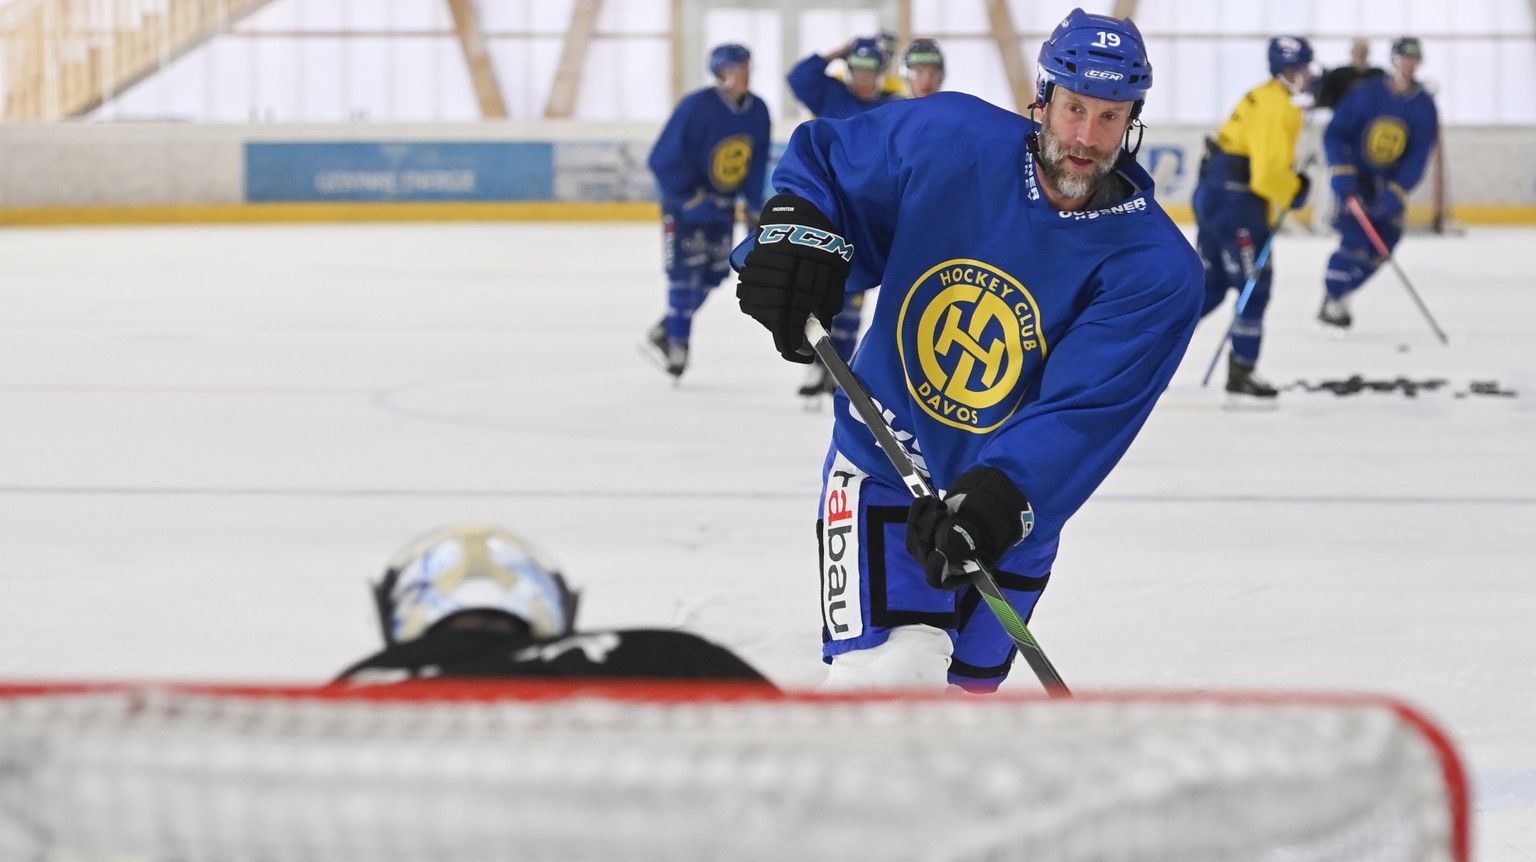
[
  {"x1": 906, "y1": 467, "x2": 1034, "y2": 591},
  {"x1": 736, "y1": 194, "x2": 852, "y2": 363},
  {"x1": 1290, "y1": 172, "x2": 1312, "y2": 210}
]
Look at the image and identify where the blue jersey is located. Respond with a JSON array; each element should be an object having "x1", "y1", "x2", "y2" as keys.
[
  {"x1": 648, "y1": 86, "x2": 771, "y2": 226},
  {"x1": 771, "y1": 93, "x2": 1202, "y2": 575},
  {"x1": 787, "y1": 54, "x2": 902, "y2": 120},
  {"x1": 1324, "y1": 76, "x2": 1439, "y2": 195}
]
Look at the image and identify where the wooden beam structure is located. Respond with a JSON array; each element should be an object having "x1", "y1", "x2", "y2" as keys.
[
  {"x1": 544, "y1": 0, "x2": 603, "y2": 119},
  {"x1": 671, "y1": 0, "x2": 685, "y2": 105},
  {"x1": 984, "y1": 0, "x2": 1033, "y2": 113},
  {"x1": 444, "y1": 0, "x2": 507, "y2": 119}
]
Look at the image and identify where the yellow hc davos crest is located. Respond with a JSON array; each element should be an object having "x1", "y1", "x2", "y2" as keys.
[
  {"x1": 710, "y1": 134, "x2": 754, "y2": 192},
  {"x1": 899, "y1": 259, "x2": 1047, "y2": 432},
  {"x1": 1364, "y1": 117, "x2": 1410, "y2": 167}
]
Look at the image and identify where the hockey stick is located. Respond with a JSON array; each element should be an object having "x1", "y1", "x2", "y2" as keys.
[
  {"x1": 1199, "y1": 213, "x2": 1286, "y2": 387},
  {"x1": 803, "y1": 317, "x2": 1070, "y2": 697},
  {"x1": 1344, "y1": 195, "x2": 1449, "y2": 345}
]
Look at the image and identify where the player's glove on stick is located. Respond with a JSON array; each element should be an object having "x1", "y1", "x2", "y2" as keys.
[
  {"x1": 1290, "y1": 172, "x2": 1312, "y2": 210},
  {"x1": 906, "y1": 467, "x2": 1035, "y2": 590},
  {"x1": 736, "y1": 194, "x2": 852, "y2": 363},
  {"x1": 1329, "y1": 170, "x2": 1358, "y2": 204}
]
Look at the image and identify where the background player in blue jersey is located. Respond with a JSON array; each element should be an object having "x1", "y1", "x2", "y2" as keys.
[
  {"x1": 787, "y1": 35, "x2": 902, "y2": 121},
  {"x1": 1192, "y1": 36, "x2": 1315, "y2": 401},
  {"x1": 902, "y1": 38, "x2": 945, "y2": 99},
  {"x1": 785, "y1": 35, "x2": 903, "y2": 399},
  {"x1": 1318, "y1": 37, "x2": 1439, "y2": 331},
  {"x1": 733, "y1": 9, "x2": 1202, "y2": 692},
  {"x1": 643, "y1": 43, "x2": 770, "y2": 381}
]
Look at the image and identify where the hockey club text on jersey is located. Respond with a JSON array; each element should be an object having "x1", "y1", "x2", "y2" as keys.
[
  {"x1": 900, "y1": 259, "x2": 1047, "y2": 433},
  {"x1": 1057, "y1": 195, "x2": 1149, "y2": 220},
  {"x1": 758, "y1": 224, "x2": 855, "y2": 261}
]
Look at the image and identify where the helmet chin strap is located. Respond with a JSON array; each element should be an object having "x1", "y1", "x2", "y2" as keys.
[
  {"x1": 1024, "y1": 100, "x2": 1044, "y2": 157},
  {"x1": 1026, "y1": 96, "x2": 1145, "y2": 160},
  {"x1": 1122, "y1": 119, "x2": 1145, "y2": 158}
]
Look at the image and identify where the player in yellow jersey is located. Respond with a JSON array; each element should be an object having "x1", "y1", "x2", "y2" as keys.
[{"x1": 1192, "y1": 36, "x2": 1315, "y2": 401}]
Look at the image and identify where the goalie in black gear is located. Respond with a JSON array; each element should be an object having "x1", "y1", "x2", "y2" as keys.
[{"x1": 333, "y1": 524, "x2": 773, "y2": 687}]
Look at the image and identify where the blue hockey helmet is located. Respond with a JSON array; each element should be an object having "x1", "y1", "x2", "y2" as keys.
[
  {"x1": 1035, "y1": 8, "x2": 1152, "y2": 116},
  {"x1": 1268, "y1": 35, "x2": 1314, "y2": 76},
  {"x1": 846, "y1": 37, "x2": 888, "y2": 73},
  {"x1": 1391, "y1": 37, "x2": 1423, "y2": 60},
  {"x1": 903, "y1": 38, "x2": 945, "y2": 71},
  {"x1": 708, "y1": 43, "x2": 751, "y2": 77}
]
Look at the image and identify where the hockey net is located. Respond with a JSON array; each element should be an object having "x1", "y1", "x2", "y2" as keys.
[{"x1": 0, "y1": 682, "x2": 1468, "y2": 862}]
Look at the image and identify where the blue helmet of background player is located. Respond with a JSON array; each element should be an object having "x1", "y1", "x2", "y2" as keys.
[
  {"x1": 708, "y1": 43, "x2": 751, "y2": 78},
  {"x1": 1391, "y1": 37, "x2": 1423, "y2": 60},
  {"x1": 903, "y1": 38, "x2": 945, "y2": 73},
  {"x1": 1268, "y1": 35, "x2": 1314, "y2": 76},
  {"x1": 845, "y1": 37, "x2": 888, "y2": 73},
  {"x1": 1035, "y1": 7, "x2": 1152, "y2": 118},
  {"x1": 372, "y1": 524, "x2": 580, "y2": 645}
]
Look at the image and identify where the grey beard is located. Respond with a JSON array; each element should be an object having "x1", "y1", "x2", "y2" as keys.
[{"x1": 1039, "y1": 130, "x2": 1116, "y2": 200}]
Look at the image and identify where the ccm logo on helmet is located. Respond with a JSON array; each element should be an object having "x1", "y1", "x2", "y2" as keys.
[{"x1": 1084, "y1": 68, "x2": 1125, "y2": 81}]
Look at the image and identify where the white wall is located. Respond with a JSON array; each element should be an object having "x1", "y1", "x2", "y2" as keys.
[
  {"x1": 1, "y1": 121, "x2": 1532, "y2": 211},
  {"x1": 79, "y1": 0, "x2": 1536, "y2": 126}
]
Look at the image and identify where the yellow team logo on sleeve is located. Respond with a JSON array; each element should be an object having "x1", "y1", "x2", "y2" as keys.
[
  {"x1": 710, "y1": 135, "x2": 754, "y2": 192},
  {"x1": 1364, "y1": 117, "x2": 1410, "y2": 167},
  {"x1": 899, "y1": 260, "x2": 1047, "y2": 432}
]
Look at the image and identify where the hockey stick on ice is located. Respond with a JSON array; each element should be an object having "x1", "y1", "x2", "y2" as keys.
[
  {"x1": 1345, "y1": 195, "x2": 1449, "y2": 345},
  {"x1": 803, "y1": 317, "x2": 1070, "y2": 697},
  {"x1": 1199, "y1": 212, "x2": 1287, "y2": 387}
]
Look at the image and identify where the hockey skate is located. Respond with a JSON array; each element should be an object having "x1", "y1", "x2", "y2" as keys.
[
  {"x1": 1317, "y1": 295, "x2": 1353, "y2": 333},
  {"x1": 1224, "y1": 354, "x2": 1279, "y2": 409},
  {"x1": 798, "y1": 361, "x2": 837, "y2": 409},
  {"x1": 639, "y1": 320, "x2": 689, "y2": 383}
]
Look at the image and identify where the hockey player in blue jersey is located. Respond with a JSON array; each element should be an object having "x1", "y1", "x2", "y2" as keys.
[
  {"x1": 787, "y1": 35, "x2": 903, "y2": 121},
  {"x1": 1192, "y1": 36, "x2": 1315, "y2": 400},
  {"x1": 733, "y1": 9, "x2": 1202, "y2": 692},
  {"x1": 1318, "y1": 37, "x2": 1439, "y2": 331},
  {"x1": 785, "y1": 36, "x2": 903, "y2": 398},
  {"x1": 643, "y1": 43, "x2": 771, "y2": 381},
  {"x1": 902, "y1": 38, "x2": 945, "y2": 99}
]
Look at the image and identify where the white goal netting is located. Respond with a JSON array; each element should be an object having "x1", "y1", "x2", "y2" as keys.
[{"x1": 0, "y1": 683, "x2": 1468, "y2": 862}]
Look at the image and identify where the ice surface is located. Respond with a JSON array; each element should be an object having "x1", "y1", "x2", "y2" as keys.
[{"x1": 0, "y1": 221, "x2": 1530, "y2": 857}]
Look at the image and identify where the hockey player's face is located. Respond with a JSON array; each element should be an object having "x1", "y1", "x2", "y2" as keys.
[
  {"x1": 1038, "y1": 90, "x2": 1132, "y2": 200},
  {"x1": 849, "y1": 69, "x2": 881, "y2": 100},
  {"x1": 718, "y1": 63, "x2": 751, "y2": 98},
  {"x1": 907, "y1": 66, "x2": 944, "y2": 98}
]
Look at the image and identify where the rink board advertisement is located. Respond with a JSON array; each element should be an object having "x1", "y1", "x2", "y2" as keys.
[{"x1": 245, "y1": 142, "x2": 555, "y2": 202}]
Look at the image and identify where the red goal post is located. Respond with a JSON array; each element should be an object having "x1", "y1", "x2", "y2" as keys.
[{"x1": 0, "y1": 681, "x2": 1470, "y2": 861}]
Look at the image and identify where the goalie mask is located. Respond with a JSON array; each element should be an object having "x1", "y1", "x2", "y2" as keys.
[{"x1": 373, "y1": 524, "x2": 579, "y2": 645}]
